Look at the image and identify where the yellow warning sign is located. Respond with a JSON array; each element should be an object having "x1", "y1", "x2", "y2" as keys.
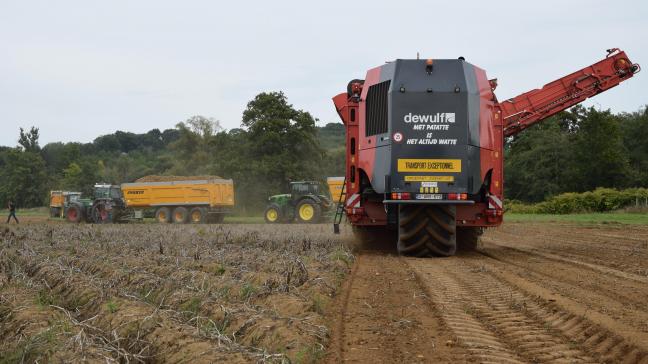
[
  {"x1": 398, "y1": 159, "x2": 461, "y2": 173},
  {"x1": 404, "y1": 176, "x2": 455, "y2": 182}
]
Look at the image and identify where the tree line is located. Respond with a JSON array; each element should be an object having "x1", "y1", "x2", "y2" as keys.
[
  {"x1": 1, "y1": 91, "x2": 646, "y2": 211},
  {"x1": 504, "y1": 105, "x2": 648, "y2": 202},
  {"x1": 0, "y1": 92, "x2": 345, "y2": 212}
]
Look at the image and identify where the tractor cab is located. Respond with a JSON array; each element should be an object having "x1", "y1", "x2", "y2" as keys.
[
  {"x1": 93, "y1": 184, "x2": 123, "y2": 200},
  {"x1": 290, "y1": 181, "x2": 321, "y2": 201}
]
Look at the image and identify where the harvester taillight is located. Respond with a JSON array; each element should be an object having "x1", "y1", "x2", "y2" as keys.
[
  {"x1": 447, "y1": 193, "x2": 468, "y2": 200},
  {"x1": 391, "y1": 192, "x2": 411, "y2": 200}
]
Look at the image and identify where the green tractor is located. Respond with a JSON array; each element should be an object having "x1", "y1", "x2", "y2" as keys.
[
  {"x1": 66, "y1": 184, "x2": 129, "y2": 223},
  {"x1": 264, "y1": 181, "x2": 333, "y2": 224}
]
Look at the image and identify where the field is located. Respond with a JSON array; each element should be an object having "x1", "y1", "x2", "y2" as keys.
[
  {"x1": 329, "y1": 222, "x2": 648, "y2": 363},
  {"x1": 2, "y1": 218, "x2": 648, "y2": 363},
  {"x1": 0, "y1": 223, "x2": 353, "y2": 363}
]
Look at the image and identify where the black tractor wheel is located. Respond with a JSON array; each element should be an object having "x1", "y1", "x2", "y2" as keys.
[
  {"x1": 397, "y1": 204, "x2": 457, "y2": 257},
  {"x1": 91, "y1": 202, "x2": 112, "y2": 224},
  {"x1": 264, "y1": 204, "x2": 282, "y2": 224},
  {"x1": 189, "y1": 207, "x2": 206, "y2": 224},
  {"x1": 296, "y1": 199, "x2": 321, "y2": 224},
  {"x1": 172, "y1": 207, "x2": 189, "y2": 224},
  {"x1": 457, "y1": 227, "x2": 483, "y2": 251},
  {"x1": 155, "y1": 207, "x2": 171, "y2": 223},
  {"x1": 66, "y1": 204, "x2": 84, "y2": 223}
]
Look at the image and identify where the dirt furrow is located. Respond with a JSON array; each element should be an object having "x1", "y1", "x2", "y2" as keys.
[
  {"x1": 326, "y1": 252, "x2": 469, "y2": 363},
  {"x1": 465, "y1": 255, "x2": 648, "y2": 363},
  {"x1": 478, "y1": 242, "x2": 648, "y2": 336},
  {"x1": 481, "y1": 237, "x2": 648, "y2": 284},
  {"x1": 489, "y1": 224, "x2": 648, "y2": 275}
]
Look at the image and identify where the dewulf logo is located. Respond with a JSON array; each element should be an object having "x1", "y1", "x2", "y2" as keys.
[{"x1": 403, "y1": 112, "x2": 455, "y2": 123}]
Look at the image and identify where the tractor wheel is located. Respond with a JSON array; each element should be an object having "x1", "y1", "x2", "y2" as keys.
[
  {"x1": 264, "y1": 204, "x2": 282, "y2": 224},
  {"x1": 91, "y1": 202, "x2": 112, "y2": 224},
  {"x1": 457, "y1": 227, "x2": 483, "y2": 252},
  {"x1": 66, "y1": 204, "x2": 83, "y2": 223},
  {"x1": 172, "y1": 207, "x2": 189, "y2": 223},
  {"x1": 155, "y1": 207, "x2": 171, "y2": 223},
  {"x1": 296, "y1": 199, "x2": 321, "y2": 223},
  {"x1": 189, "y1": 207, "x2": 206, "y2": 224},
  {"x1": 397, "y1": 204, "x2": 456, "y2": 257}
]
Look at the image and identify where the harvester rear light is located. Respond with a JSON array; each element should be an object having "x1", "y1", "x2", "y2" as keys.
[
  {"x1": 391, "y1": 192, "x2": 411, "y2": 200},
  {"x1": 446, "y1": 193, "x2": 468, "y2": 200}
]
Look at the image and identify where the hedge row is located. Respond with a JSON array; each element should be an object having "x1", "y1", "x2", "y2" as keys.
[{"x1": 506, "y1": 188, "x2": 648, "y2": 214}]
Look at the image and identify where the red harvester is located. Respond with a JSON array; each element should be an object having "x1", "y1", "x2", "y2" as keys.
[{"x1": 332, "y1": 49, "x2": 639, "y2": 256}]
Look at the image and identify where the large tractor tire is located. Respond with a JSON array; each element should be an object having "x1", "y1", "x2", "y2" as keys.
[
  {"x1": 172, "y1": 207, "x2": 189, "y2": 224},
  {"x1": 155, "y1": 207, "x2": 171, "y2": 223},
  {"x1": 264, "y1": 204, "x2": 282, "y2": 224},
  {"x1": 296, "y1": 199, "x2": 321, "y2": 224},
  {"x1": 397, "y1": 204, "x2": 457, "y2": 257},
  {"x1": 457, "y1": 227, "x2": 483, "y2": 252},
  {"x1": 189, "y1": 207, "x2": 206, "y2": 224},
  {"x1": 91, "y1": 202, "x2": 112, "y2": 224},
  {"x1": 66, "y1": 204, "x2": 84, "y2": 223}
]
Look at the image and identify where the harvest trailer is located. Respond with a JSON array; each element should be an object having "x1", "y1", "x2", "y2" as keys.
[
  {"x1": 333, "y1": 49, "x2": 639, "y2": 256},
  {"x1": 121, "y1": 178, "x2": 235, "y2": 223}
]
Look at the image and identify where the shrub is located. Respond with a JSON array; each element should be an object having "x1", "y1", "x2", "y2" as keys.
[{"x1": 506, "y1": 188, "x2": 648, "y2": 214}]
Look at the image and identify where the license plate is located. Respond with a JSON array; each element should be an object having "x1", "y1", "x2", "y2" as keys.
[{"x1": 416, "y1": 193, "x2": 442, "y2": 200}]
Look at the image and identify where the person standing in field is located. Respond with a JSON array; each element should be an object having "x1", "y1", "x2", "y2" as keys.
[{"x1": 6, "y1": 200, "x2": 19, "y2": 224}]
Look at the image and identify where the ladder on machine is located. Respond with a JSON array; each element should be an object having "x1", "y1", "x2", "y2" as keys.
[{"x1": 333, "y1": 178, "x2": 346, "y2": 234}]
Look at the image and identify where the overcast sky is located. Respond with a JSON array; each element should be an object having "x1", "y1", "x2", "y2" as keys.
[{"x1": 1, "y1": 0, "x2": 646, "y2": 147}]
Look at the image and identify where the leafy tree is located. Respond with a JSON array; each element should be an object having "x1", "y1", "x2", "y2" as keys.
[
  {"x1": 169, "y1": 116, "x2": 222, "y2": 174},
  {"x1": 0, "y1": 148, "x2": 48, "y2": 207},
  {"x1": 570, "y1": 106, "x2": 630, "y2": 191},
  {"x1": 505, "y1": 118, "x2": 576, "y2": 202},
  {"x1": 618, "y1": 106, "x2": 648, "y2": 187},
  {"x1": 18, "y1": 126, "x2": 40, "y2": 153}
]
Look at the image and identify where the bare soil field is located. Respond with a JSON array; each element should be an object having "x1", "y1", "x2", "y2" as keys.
[
  {"x1": 2, "y1": 220, "x2": 648, "y2": 363},
  {"x1": 0, "y1": 223, "x2": 353, "y2": 363},
  {"x1": 327, "y1": 222, "x2": 648, "y2": 363}
]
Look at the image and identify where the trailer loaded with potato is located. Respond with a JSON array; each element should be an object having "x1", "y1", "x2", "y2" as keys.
[{"x1": 121, "y1": 177, "x2": 235, "y2": 223}]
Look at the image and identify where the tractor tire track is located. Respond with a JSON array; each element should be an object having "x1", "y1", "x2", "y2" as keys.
[
  {"x1": 406, "y1": 254, "x2": 648, "y2": 363},
  {"x1": 326, "y1": 252, "x2": 470, "y2": 363}
]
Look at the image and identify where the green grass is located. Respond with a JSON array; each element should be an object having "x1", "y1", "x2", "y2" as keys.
[
  {"x1": 505, "y1": 212, "x2": 648, "y2": 225},
  {"x1": 0, "y1": 207, "x2": 49, "y2": 216}
]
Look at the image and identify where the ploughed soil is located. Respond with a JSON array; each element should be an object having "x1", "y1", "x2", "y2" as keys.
[
  {"x1": 3, "y1": 220, "x2": 648, "y2": 363},
  {"x1": 0, "y1": 223, "x2": 353, "y2": 363},
  {"x1": 326, "y1": 222, "x2": 648, "y2": 363}
]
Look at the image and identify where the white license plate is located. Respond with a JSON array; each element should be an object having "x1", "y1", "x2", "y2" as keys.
[{"x1": 416, "y1": 193, "x2": 443, "y2": 200}]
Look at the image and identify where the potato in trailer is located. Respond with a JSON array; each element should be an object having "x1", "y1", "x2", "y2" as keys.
[{"x1": 121, "y1": 178, "x2": 235, "y2": 223}]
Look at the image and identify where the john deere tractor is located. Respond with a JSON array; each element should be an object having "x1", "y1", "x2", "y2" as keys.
[
  {"x1": 66, "y1": 184, "x2": 129, "y2": 223},
  {"x1": 264, "y1": 181, "x2": 332, "y2": 223}
]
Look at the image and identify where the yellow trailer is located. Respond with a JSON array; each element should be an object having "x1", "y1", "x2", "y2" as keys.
[
  {"x1": 326, "y1": 177, "x2": 345, "y2": 204},
  {"x1": 120, "y1": 178, "x2": 234, "y2": 223}
]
